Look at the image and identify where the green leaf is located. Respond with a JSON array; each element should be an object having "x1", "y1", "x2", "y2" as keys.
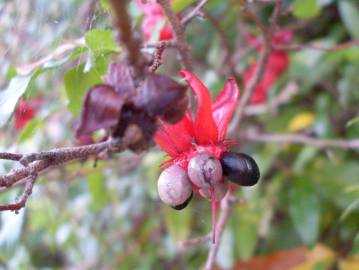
[
  {"x1": 28, "y1": 198, "x2": 57, "y2": 231},
  {"x1": 99, "y1": 0, "x2": 111, "y2": 11},
  {"x1": 0, "y1": 75, "x2": 32, "y2": 127},
  {"x1": 310, "y1": 160, "x2": 359, "y2": 210},
  {"x1": 88, "y1": 171, "x2": 110, "y2": 210},
  {"x1": 143, "y1": 152, "x2": 166, "y2": 199},
  {"x1": 69, "y1": 47, "x2": 88, "y2": 61},
  {"x1": 5, "y1": 66, "x2": 17, "y2": 80},
  {"x1": 216, "y1": 228, "x2": 234, "y2": 269},
  {"x1": 85, "y1": 29, "x2": 120, "y2": 56},
  {"x1": 18, "y1": 118, "x2": 44, "y2": 143},
  {"x1": 352, "y1": 232, "x2": 359, "y2": 255},
  {"x1": 0, "y1": 48, "x2": 83, "y2": 129},
  {"x1": 289, "y1": 177, "x2": 320, "y2": 245},
  {"x1": 233, "y1": 202, "x2": 261, "y2": 260},
  {"x1": 293, "y1": 0, "x2": 320, "y2": 19},
  {"x1": 64, "y1": 64, "x2": 102, "y2": 116},
  {"x1": 172, "y1": 0, "x2": 196, "y2": 12},
  {"x1": 338, "y1": 0, "x2": 359, "y2": 39},
  {"x1": 340, "y1": 198, "x2": 359, "y2": 221},
  {"x1": 345, "y1": 115, "x2": 359, "y2": 127},
  {"x1": 293, "y1": 146, "x2": 319, "y2": 173},
  {"x1": 314, "y1": 94, "x2": 335, "y2": 138},
  {"x1": 163, "y1": 205, "x2": 192, "y2": 242}
]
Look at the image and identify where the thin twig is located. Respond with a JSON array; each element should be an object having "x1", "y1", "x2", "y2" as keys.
[
  {"x1": 18, "y1": 137, "x2": 126, "y2": 166},
  {"x1": 158, "y1": 0, "x2": 193, "y2": 71},
  {"x1": 110, "y1": 0, "x2": 145, "y2": 76},
  {"x1": 0, "y1": 174, "x2": 36, "y2": 211},
  {"x1": 205, "y1": 11, "x2": 236, "y2": 77},
  {"x1": 0, "y1": 152, "x2": 22, "y2": 161},
  {"x1": 276, "y1": 39, "x2": 359, "y2": 51},
  {"x1": 203, "y1": 193, "x2": 232, "y2": 270},
  {"x1": 179, "y1": 234, "x2": 211, "y2": 251},
  {"x1": 16, "y1": 38, "x2": 85, "y2": 75},
  {"x1": 144, "y1": 40, "x2": 177, "y2": 49},
  {"x1": 0, "y1": 137, "x2": 133, "y2": 188},
  {"x1": 241, "y1": 2, "x2": 266, "y2": 34},
  {"x1": 149, "y1": 42, "x2": 166, "y2": 72},
  {"x1": 0, "y1": 125, "x2": 142, "y2": 211},
  {"x1": 241, "y1": 131, "x2": 359, "y2": 150},
  {"x1": 229, "y1": 36, "x2": 270, "y2": 135},
  {"x1": 181, "y1": 0, "x2": 208, "y2": 25},
  {"x1": 244, "y1": 81, "x2": 299, "y2": 115}
]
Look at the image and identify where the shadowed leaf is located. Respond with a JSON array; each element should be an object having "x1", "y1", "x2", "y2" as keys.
[
  {"x1": 75, "y1": 85, "x2": 124, "y2": 137},
  {"x1": 137, "y1": 73, "x2": 188, "y2": 123}
]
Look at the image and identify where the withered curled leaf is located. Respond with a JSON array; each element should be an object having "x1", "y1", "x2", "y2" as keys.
[
  {"x1": 137, "y1": 73, "x2": 187, "y2": 123},
  {"x1": 105, "y1": 63, "x2": 136, "y2": 95},
  {"x1": 75, "y1": 85, "x2": 124, "y2": 137},
  {"x1": 75, "y1": 62, "x2": 188, "y2": 152}
]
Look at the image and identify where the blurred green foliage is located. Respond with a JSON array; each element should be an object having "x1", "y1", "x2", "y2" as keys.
[{"x1": 0, "y1": 0, "x2": 358, "y2": 269}]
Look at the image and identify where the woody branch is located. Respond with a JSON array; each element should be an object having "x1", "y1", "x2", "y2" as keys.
[
  {"x1": 0, "y1": 126, "x2": 142, "y2": 211},
  {"x1": 157, "y1": 0, "x2": 193, "y2": 71}
]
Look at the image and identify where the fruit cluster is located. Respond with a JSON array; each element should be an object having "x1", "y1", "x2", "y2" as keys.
[
  {"x1": 154, "y1": 71, "x2": 260, "y2": 241},
  {"x1": 157, "y1": 151, "x2": 260, "y2": 210}
]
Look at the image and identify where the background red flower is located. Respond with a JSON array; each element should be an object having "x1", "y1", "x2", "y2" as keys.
[
  {"x1": 14, "y1": 97, "x2": 42, "y2": 131},
  {"x1": 244, "y1": 31, "x2": 292, "y2": 104},
  {"x1": 136, "y1": 0, "x2": 174, "y2": 41}
]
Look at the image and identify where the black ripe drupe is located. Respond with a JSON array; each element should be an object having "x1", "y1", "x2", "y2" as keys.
[
  {"x1": 171, "y1": 191, "x2": 193, "y2": 210},
  {"x1": 220, "y1": 152, "x2": 260, "y2": 186}
]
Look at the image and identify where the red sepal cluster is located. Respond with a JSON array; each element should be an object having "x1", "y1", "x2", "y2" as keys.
[
  {"x1": 155, "y1": 71, "x2": 240, "y2": 168},
  {"x1": 136, "y1": 0, "x2": 174, "y2": 41},
  {"x1": 244, "y1": 31, "x2": 292, "y2": 104}
]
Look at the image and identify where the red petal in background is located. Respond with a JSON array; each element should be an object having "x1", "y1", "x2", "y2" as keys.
[
  {"x1": 244, "y1": 62, "x2": 278, "y2": 104},
  {"x1": 246, "y1": 33, "x2": 262, "y2": 51},
  {"x1": 179, "y1": 71, "x2": 218, "y2": 145},
  {"x1": 136, "y1": 0, "x2": 173, "y2": 41},
  {"x1": 154, "y1": 113, "x2": 194, "y2": 158},
  {"x1": 271, "y1": 30, "x2": 293, "y2": 47},
  {"x1": 75, "y1": 85, "x2": 124, "y2": 138},
  {"x1": 135, "y1": 0, "x2": 163, "y2": 16},
  {"x1": 141, "y1": 15, "x2": 173, "y2": 42},
  {"x1": 267, "y1": 51, "x2": 289, "y2": 75},
  {"x1": 15, "y1": 97, "x2": 43, "y2": 131},
  {"x1": 159, "y1": 24, "x2": 173, "y2": 41},
  {"x1": 211, "y1": 79, "x2": 240, "y2": 141},
  {"x1": 246, "y1": 30, "x2": 293, "y2": 52}
]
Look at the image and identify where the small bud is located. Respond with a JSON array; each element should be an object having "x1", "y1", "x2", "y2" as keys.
[
  {"x1": 199, "y1": 182, "x2": 228, "y2": 201},
  {"x1": 157, "y1": 165, "x2": 193, "y2": 209},
  {"x1": 188, "y1": 153, "x2": 222, "y2": 189}
]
